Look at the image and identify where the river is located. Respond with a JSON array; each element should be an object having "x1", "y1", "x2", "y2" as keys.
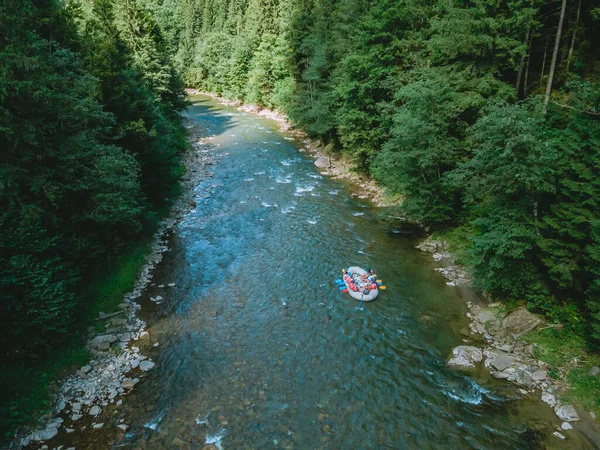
[{"x1": 48, "y1": 95, "x2": 590, "y2": 449}]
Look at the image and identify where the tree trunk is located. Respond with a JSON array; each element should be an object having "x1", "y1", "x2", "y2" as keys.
[
  {"x1": 523, "y1": 34, "x2": 533, "y2": 96},
  {"x1": 566, "y1": 0, "x2": 582, "y2": 72},
  {"x1": 516, "y1": 28, "x2": 531, "y2": 97},
  {"x1": 544, "y1": 0, "x2": 568, "y2": 112},
  {"x1": 540, "y1": 40, "x2": 548, "y2": 88}
]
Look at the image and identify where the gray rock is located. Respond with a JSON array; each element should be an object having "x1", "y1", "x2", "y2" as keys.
[
  {"x1": 561, "y1": 422, "x2": 573, "y2": 430},
  {"x1": 32, "y1": 426, "x2": 58, "y2": 441},
  {"x1": 541, "y1": 392, "x2": 556, "y2": 407},
  {"x1": 80, "y1": 365, "x2": 92, "y2": 374},
  {"x1": 515, "y1": 369, "x2": 535, "y2": 388},
  {"x1": 90, "y1": 334, "x2": 117, "y2": 350},
  {"x1": 130, "y1": 359, "x2": 140, "y2": 369},
  {"x1": 139, "y1": 360, "x2": 155, "y2": 372},
  {"x1": 590, "y1": 366, "x2": 600, "y2": 377},
  {"x1": 121, "y1": 378, "x2": 139, "y2": 389},
  {"x1": 490, "y1": 352, "x2": 514, "y2": 372},
  {"x1": 552, "y1": 431, "x2": 566, "y2": 440},
  {"x1": 71, "y1": 414, "x2": 83, "y2": 421},
  {"x1": 448, "y1": 346, "x2": 483, "y2": 370},
  {"x1": 89, "y1": 405, "x2": 101, "y2": 416},
  {"x1": 117, "y1": 424, "x2": 129, "y2": 432},
  {"x1": 92, "y1": 423, "x2": 104, "y2": 430},
  {"x1": 555, "y1": 404, "x2": 580, "y2": 422},
  {"x1": 65, "y1": 428, "x2": 75, "y2": 433},
  {"x1": 532, "y1": 370, "x2": 547, "y2": 381},
  {"x1": 492, "y1": 370, "x2": 511, "y2": 379},
  {"x1": 503, "y1": 307, "x2": 542, "y2": 338},
  {"x1": 111, "y1": 318, "x2": 127, "y2": 327},
  {"x1": 314, "y1": 156, "x2": 330, "y2": 168}
]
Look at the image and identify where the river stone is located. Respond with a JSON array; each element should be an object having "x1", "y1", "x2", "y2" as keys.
[
  {"x1": 515, "y1": 369, "x2": 535, "y2": 388},
  {"x1": 117, "y1": 424, "x2": 129, "y2": 432},
  {"x1": 111, "y1": 318, "x2": 127, "y2": 327},
  {"x1": 590, "y1": 366, "x2": 600, "y2": 377},
  {"x1": 489, "y1": 352, "x2": 514, "y2": 372},
  {"x1": 542, "y1": 392, "x2": 556, "y2": 407},
  {"x1": 532, "y1": 370, "x2": 547, "y2": 381},
  {"x1": 314, "y1": 156, "x2": 330, "y2": 168},
  {"x1": 89, "y1": 405, "x2": 101, "y2": 416},
  {"x1": 32, "y1": 426, "x2": 58, "y2": 441},
  {"x1": 130, "y1": 359, "x2": 140, "y2": 369},
  {"x1": 121, "y1": 378, "x2": 139, "y2": 389},
  {"x1": 139, "y1": 360, "x2": 155, "y2": 372},
  {"x1": 80, "y1": 365, "x2": 92, "y2": 374},
  {"x1": 448, "y1": 346, "x2": 483, "y2": 370},
  {"x1": 90, "y1": 334, "x2": 117, "y2": 350},
  {"x1": 72, "y1": 413, "x2": 83, "y2": 421},
  {"x1": 503, "y1": 307, "x2": 542, "y2": 337},
  {"x1": 555, "y1": 404, "x2": 580, "y2": 422},
  {"x1": 553, "y1": 431, "x2": 566, "y2": 440},
  {"x1": 561, "y1": 422, "x2": 573, "y2": 430},
  {"x1": 92, "y1": 423, "x2": 104, "y2": 429}
]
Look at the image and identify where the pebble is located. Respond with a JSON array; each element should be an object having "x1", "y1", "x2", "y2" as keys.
[
  {"x1": 553, "y1": 431, "x2": 566, "y2": 440},
  {"x1": 89, "y1": 405, "x2": 101, "y2": 416},
  {"x1": 71, "y1": 414, "x2": 83, "y2": 421},
  {"x1": 117, "y1": 424, "x2": 129, "y2": 432},
  {"x1": 92, "y1": 423, "x2": 104, "y2": 430},
  {"x1": 168, "y1": 283, "x2": 176, "y2": 287},
  {"x1": 561, "y1": 422, "x2": 573, "y2": 430}
]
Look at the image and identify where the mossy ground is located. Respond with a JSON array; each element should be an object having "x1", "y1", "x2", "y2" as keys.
[{"x1": 528, "y1": 328, "x2": 600, "y2": 417}]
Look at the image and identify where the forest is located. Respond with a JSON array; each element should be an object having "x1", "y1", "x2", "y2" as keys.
[
  {"x1": 0, "y1": 0, "x2": 187, "y2": 434},
  {"x1": 144, "y1": 0, "x2": 600, "y2": 342},
  {"x1": 1, "y1": 0, "x2": 600, "y2": 439}
]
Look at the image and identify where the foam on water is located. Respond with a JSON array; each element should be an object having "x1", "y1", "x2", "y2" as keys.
[{"x1": 205, "y1": 428, "x2": 227, "y2": 450}]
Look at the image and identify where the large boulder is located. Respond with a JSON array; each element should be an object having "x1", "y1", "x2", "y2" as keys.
[
  {"x1": 503, "y1": 307, "x2": 542, "y2": 338},
  {"x1": 314, "y1": 156, "x2": 330, "y2": 168},
  {"x1": 448, "y1": 346, "x2": 483, "y2": 370},
  {"x1": 90, "y1": 334, "x2": 117, "y2": 350},
  {"x1": 555, "y1": 404, "x2": 580, "y2": 422},
  {"x1": 486, "y1": 351, "x2": 515, "y2": 372},
  {"x1": 32, "y1": 426, "x2": 58, "y2": 441}
]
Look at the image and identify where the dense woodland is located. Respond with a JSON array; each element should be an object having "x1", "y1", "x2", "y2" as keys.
[
  {"x1": 1, "y1": 0, "x2": 600, "y2": 438},
  {"x1": 0, "y1": 0, "x2": 187, "y2": 432},
  {"x1": 140, "y1": 0, "x2": 600, "y2": 342}
]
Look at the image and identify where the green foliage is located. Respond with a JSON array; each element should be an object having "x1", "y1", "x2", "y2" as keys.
[{"x1": 0, "y1": 0, "x2": 188, "y2": 437}]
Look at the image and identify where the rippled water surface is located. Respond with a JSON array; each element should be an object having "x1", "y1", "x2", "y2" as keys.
[{"x1": 63, "y1": 96, "x2": 583, "y2": 449}]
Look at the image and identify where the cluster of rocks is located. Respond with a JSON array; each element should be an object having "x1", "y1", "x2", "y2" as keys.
[
  {"x1": 450, "y1": 304, "x2": 585, "y2": 439},
  {"x1": 416, "y1": 237, "x2": 592, "y2": 440},
  {"x1": 20, "y1": 117, "x2": 220, "y2": 449},
  {"x1": 416, "y1": 238, "x2": 471, "y2": 286}
]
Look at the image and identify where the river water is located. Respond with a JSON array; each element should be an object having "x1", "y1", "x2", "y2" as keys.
[{"x1": 53, "y1": 95, "x2": 589, "y2": 449}]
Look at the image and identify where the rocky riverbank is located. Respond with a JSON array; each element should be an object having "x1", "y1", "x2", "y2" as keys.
[
  {"x1": 186, "y1": 89, "x2": 396, "y2": 207},
  {"x1": 15, "y1": 117, "x2": 218, "y2": 450},
  {"x1": 417, "y1": 237, "x2": 600, "y2": 443}
]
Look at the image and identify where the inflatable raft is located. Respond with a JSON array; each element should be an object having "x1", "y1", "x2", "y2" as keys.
[{"x1": 343, "y1": 266, "x2": 379, "y2": 302}]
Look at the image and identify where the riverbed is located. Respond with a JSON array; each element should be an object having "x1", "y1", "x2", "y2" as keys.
[{"x1": 40, "y1": 94, "x2": 592, "y2": 449}]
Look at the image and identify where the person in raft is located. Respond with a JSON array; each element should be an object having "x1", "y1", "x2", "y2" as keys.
[{"x1": 342, "y1": 269, "x2": 359, "y2": 292}]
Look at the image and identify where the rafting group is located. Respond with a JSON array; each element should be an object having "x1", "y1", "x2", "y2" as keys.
[{"x1": 338, "y1": 266, "x2": 384, "y2": 302}]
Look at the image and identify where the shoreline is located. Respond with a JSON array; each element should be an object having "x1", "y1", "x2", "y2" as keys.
[
  {"x1": 16, "y1": 116, "x2": 217, "y2": 449},
  {"x1": 186, "y1": 89, "x2": 397, "y2": 208},
  {"x1": 190, "y1": 89, "x2": 599, "y2": 445},
  {"x1": 416, "y1": 237, "x2": 600, "y2": 443}
]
